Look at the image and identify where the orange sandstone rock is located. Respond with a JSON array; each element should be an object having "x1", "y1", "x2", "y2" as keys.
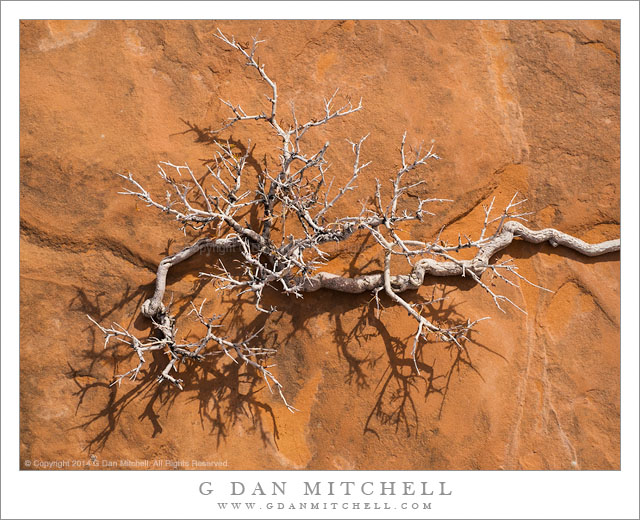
[{"x1": 20, "y1": 20, "x2": 619, "y2": 470}]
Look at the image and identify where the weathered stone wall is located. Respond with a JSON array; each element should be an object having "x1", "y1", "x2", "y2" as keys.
[{"x1": 20, "y1": 20, "x2": 620, "y2": 470}]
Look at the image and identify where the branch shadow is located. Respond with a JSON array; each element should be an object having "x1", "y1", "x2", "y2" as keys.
[
  {"x1": 68, "y1": 248, "x2": 283, "y2": 455},
  {"x1": 69, "y1": 118, "x2": 619, "y2": 456},
  {"x1": 267, "y1": 282, "x2": 501, "y2": 440}
]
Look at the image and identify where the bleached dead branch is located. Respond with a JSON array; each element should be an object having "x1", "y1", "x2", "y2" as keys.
[{"x1": 90, "y1": 30, "x2": 620, "y2": 410}]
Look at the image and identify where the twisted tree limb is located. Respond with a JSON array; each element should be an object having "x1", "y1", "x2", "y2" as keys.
[
  {"x1": 299, "y1": 221, "x2": 620, "y2": 293},
  {"x1": 139, "y1": 217, "x2": 620, "y2": 316},
  {"x1": 141, "y1": 236, "x2": 239, "y2": 318}
]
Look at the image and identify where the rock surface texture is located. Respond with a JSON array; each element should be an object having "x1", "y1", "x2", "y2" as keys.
[{"x1": 20, "y1": 20, "x2": 620, "y2": 470}]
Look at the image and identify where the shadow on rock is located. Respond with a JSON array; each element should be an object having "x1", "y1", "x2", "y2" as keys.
[
  {"x1": 67, "y1": 119, "x2": 619, "y2": 455},
  {"x1": 68, "y1": 267, "x2": 280, "y2": 455}
]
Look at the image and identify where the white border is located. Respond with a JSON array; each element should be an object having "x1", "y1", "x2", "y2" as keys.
[{"x1": 2, "y1": 2, "x2": 638, "y2": 519}]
